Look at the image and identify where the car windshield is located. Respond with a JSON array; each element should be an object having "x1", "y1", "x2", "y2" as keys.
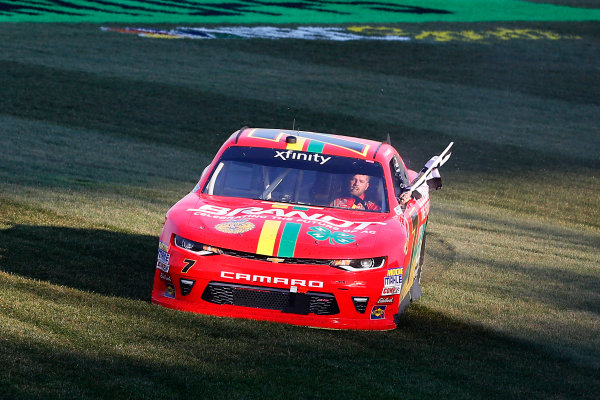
[{"x1": 202, "y1": 146, "x2": 388, "y2": 212}]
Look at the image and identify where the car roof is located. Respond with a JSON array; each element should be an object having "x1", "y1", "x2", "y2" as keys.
[{"x1": 231, "y1": 127, "x2": 388, "y2": 161}]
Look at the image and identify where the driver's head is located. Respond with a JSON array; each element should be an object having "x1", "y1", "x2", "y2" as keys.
[{"x1": 349, "y1": 174, "x2": 370, "y2": 197}]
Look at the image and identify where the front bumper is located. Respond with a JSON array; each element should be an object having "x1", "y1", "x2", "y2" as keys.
[{"x1": 151, "y1": 240, "x2": 401, "y2": 330}]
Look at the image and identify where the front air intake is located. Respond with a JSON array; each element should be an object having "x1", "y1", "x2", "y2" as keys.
[
  {"x1": 179, "y1": 278, "x2": 196, "y2": 296},
  {"x1": 352, "y1": 297, "x2": 369, "y2": 313}
]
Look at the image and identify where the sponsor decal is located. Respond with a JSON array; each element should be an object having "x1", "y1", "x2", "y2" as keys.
[
  {"x1": 221, "y1": 271, "x2": 323, "y2": 288},
  {"x1": 381, "y1": 286, "x2": 402, "y2": 296},
  {"x1": 160, "y1": 272, "x2": 172, "y2": 283},
  {"x1": 102, "y1": 26, "x2": 581, "y2": 43},
  {"x1": 371, "y1": 305, "x2": 386, "y2": 320},
  {"x1": 215, "y1": 219, "x2": 255, "y2": 234},
  {"x1": 274, "y1": 150, "x2": 331, "y2": 165},
  {"x1": 384, "y1": 274, "x2": 403, "y2": 288},
  {"x1": 158, "y1": 246, "x2": 170, "y2": 265},
  {"x1": 156, "y1": 260, "x2": 169, "y2": 273},
  {"x1": 102, "y1": 26, "x2": 410, "y2": 42},
  {"x1": 384, "y1": 267, "x2": 403, "y2": 287},
  {"x1": 158, "y1": 241, "x2": 169, "y2": 252},
  {"x1": 164, "y1": 284, "x2": 176, "y2": 299},
  {"x1": 387, "y1": 267, "x2": 404, "y2": 276},
  {"x1": 307, "y1": 226, "x2": 355, "y2": 245},
  {"x1": 187, "y1": 204, "x2": 385, "y2": 231},
  {"x1": 348, "y1": 26, "x2": 581, "y2": 42},
  {"x1": 377, "y1": 296, "x2": 394, "y2": 304}
]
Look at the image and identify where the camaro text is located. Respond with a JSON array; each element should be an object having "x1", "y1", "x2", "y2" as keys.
[{"x1": 221, "y1": 271, "x2": 324, "y2": 288}]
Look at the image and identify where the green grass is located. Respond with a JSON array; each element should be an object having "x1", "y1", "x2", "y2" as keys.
[{"x1": 0, "y1": 22, "x2": 599, "y2": 399}]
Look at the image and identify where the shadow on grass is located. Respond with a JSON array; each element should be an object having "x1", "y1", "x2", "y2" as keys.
[
  {"x1": 0, "y1": 296, "x2": 598, "y2": 400},
  {"x1": 0, "y1": 224, "x2": 156, "y2": 301}
]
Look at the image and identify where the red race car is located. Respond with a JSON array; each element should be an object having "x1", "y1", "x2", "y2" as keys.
[{"x1": 152, "y1": 127, "x2": 451, "y2": 330}]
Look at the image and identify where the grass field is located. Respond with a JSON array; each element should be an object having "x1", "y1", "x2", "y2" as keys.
[{"x1": 0, "y1": 19, "x2": 599, "y2": 399}]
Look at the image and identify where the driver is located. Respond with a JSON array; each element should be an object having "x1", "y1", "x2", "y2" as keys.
[{"x1": 330, "y1": 174, "x2": 380, "y2": 211}]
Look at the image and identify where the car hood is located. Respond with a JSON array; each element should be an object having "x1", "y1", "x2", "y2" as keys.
[{"x1": 166, "y1": 193, "x2": 404, "y2": 259}]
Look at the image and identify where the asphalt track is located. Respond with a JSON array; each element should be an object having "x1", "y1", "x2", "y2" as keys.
[{"x1": 1, "y1": 0, "x2": 600, "y2": 23}]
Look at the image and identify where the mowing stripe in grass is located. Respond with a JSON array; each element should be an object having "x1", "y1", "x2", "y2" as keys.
[{"x1": 1, "y1": 51, "x2": 597, "y2": 164}]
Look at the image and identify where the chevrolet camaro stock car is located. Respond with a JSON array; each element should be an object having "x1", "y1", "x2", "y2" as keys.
[{"x1": 152, "y1": 127, "x2": 452, "y2": 330}]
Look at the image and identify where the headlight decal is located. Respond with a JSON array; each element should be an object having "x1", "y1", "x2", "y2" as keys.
[
  {"x1": 174, "y1": 235, "x2": 223, "y2": 255},
  {"x1": 330, "y1": 256, "x2": 386, "y2": 272}
]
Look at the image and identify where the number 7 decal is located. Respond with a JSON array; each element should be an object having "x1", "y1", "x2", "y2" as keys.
[{"x1": 182, "y1": 259, "x2": 196, "y2": 274}]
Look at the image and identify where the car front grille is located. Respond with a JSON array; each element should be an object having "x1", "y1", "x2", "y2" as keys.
[{"x1": 202, "y1": 281, "x2": 339, "y2": 315}]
